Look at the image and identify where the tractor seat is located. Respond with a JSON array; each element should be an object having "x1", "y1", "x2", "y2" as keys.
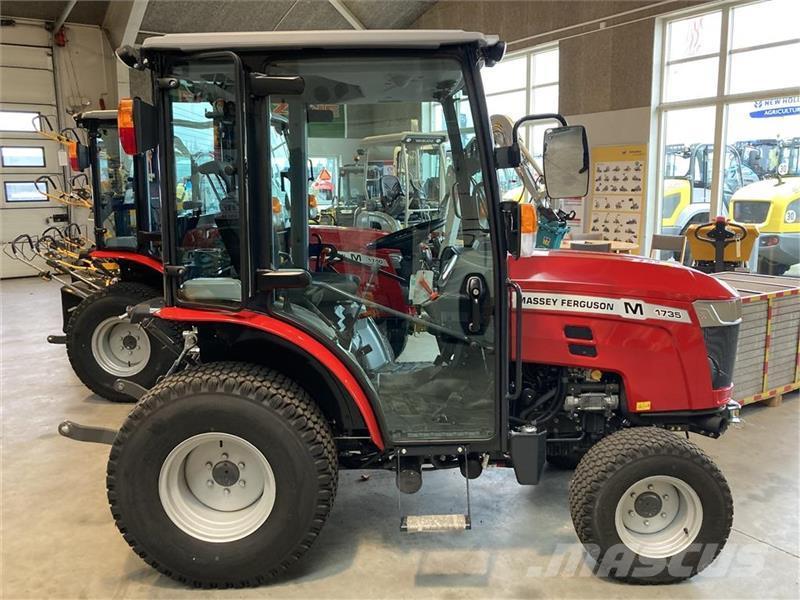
[{"x1": 104, "y1": 236, "x2": 137, "y2": 250}]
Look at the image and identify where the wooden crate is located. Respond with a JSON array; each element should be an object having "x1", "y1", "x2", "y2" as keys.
[{"x1": 712, "y1": 272, "x2": 800, "y2": 406}]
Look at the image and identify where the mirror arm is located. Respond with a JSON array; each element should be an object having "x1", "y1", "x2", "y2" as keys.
[{"x1": 511, "y1": 113, "x2": 567, "y2": 144}]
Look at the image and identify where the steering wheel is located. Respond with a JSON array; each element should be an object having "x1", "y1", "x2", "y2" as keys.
[
  {"x1": 369, "y1": 218, "x2": 446, "y2": 254},
  {"x1": 693, "y1": 220, "x2": 748, "y2": 244}
]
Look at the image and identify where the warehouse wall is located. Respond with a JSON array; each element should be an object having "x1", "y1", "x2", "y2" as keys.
[{"x1": 53, "y1": 23, "x2": 118, "y2": 121}]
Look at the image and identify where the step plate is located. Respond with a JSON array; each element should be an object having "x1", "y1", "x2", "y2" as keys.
[{"x1": 401, "y1": 514, "x2": 471, "y2": 533}]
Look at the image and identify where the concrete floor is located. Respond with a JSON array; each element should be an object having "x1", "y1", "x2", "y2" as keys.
[{"x1": 1, "y1": 276, "x2": 799, "y2": 599}]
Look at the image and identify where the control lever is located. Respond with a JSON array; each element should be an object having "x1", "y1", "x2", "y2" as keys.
[{"x1": 466, "y1": 275, "x2": 485, "y2": 334}]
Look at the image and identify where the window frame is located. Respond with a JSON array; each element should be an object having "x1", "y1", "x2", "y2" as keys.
[
  {"x1": 483, "y1": 43, "x2": 560, "y2": 151},
  {"x1": 0, "y1": 145, "x2": 46, "y2": 168},
  {"x1": 0, "y1": 110, "x2": 40, "y2": 133},
  {"x1": 650, "y1": 0, "x2": 800, "y2": 246},
  {"x1": 4, "y1": 180, "x2": 49, "y2": 203}
]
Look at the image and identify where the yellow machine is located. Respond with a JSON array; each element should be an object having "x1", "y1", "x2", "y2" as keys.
[
  {"x1": 728, "y1": 142, "x2": 800, "y2": 276},
  {"x1": 685, "y1": 218, "x2": 759, "y2": 273}
]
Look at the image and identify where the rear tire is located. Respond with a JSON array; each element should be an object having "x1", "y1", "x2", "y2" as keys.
[
  {"x1": 107, "y1": 362, "x2": 337, "y2": 588},
  {"x1": 569, "y1": 427, "x2": 732, "y2": 584},
  {"x1": 65, "y1": 281, "x2": 180, "y2": 402}
]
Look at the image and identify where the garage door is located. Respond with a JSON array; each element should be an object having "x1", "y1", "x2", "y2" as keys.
[{"x1": 0, "y1": 22, "x2": 68, "y2": 278}]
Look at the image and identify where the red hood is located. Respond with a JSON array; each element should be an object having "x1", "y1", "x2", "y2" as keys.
[{"x1": 508, "y1": 250, "x2": 737, "y2": 303}]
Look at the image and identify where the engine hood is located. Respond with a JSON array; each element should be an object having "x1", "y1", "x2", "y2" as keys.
[{"x1": 507, "y1": 250, "x2": 737, "y2": 303}]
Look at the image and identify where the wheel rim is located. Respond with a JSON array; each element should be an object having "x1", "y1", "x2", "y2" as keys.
[
  {"x1": 90, "y1": 316, "x2": 152, "y2": 377},
  {"x1": 158, "y1": 432, "x2": 276, "y2": 543},
  {"x1": 614, "y1": 475, "x2": 703, "y2": 559}
]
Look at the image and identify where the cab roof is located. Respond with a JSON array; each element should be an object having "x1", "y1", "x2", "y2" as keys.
[{"x1": 140, "y1": 30, "x2": 500, "y2": 52}]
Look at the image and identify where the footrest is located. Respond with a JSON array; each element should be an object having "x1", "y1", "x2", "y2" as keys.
[{"x1": 401, "y1": 514, "x2": 471, "y2": 532}]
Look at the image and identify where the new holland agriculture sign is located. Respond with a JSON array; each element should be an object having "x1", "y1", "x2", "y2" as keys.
[{"x1": 750, "y1": 96, "x2": 800, "y2": 119}]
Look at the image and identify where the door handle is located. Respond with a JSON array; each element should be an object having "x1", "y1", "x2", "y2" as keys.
[{"x1": 466, "y1": 275, "x2": 485, "y2": 333}]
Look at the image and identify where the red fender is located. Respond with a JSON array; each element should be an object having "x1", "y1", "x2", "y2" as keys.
[
  {"x1": 90, "y1": 250, "x2": 164, "y2": 273},
  {"x1": 156, "y1": 306, "x2": 385, "y2": 450}
]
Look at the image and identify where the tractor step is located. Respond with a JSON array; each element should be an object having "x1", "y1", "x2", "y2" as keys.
[
  {"x1": 401, "y1": 514, "x2": 471, "y2": 532},
  {"x1": 397, "y1": 449, "x2": 473, "y2": 532},
  {"x1": 47, "y1": 335, "x2": 67, "y2": 344}
]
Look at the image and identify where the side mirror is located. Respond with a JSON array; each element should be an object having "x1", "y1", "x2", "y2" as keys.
[
  {"x1": 249, "y1": 73, "x2": 305, "y2": 97},
  {"x1": 542, "y1": 125, "x2": 589, "y2": 199},
  {"x1": 494, "y1": 113, "x2": 568, "y2": 170}
]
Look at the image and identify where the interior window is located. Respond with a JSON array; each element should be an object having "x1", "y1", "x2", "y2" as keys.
[
  {"x1": 167, "y1": 57, "x2": 242, "y2": 304},
  {"x1": 267, "y1": 56, "x2": 497, "y2": 444}
]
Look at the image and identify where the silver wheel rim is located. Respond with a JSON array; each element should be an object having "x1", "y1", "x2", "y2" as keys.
[
  {"x1": 614, "y1": 475, "x2": 703, "y2": 559},
  {"x1": 158, "y1": 432, "x2": 276, "y2": 543},
  {"x1": 90, "y1": 316, "x2": 152, "y2": 377}
]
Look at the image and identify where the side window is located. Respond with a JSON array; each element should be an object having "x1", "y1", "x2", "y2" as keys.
[
  {"x1": 167, "y1": 58, "x2": 242, "y2": 304},
  {"x1": 96, "y1": 125, "x2": 136, "y2": 246}
]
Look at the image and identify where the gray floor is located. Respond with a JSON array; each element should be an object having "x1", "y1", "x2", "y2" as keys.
[{"x1": 1, "y1": 277, "x2": 799, "y2": 599}]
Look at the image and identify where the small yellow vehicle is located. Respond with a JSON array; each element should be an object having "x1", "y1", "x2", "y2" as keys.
[{"x1": 729, "y1": 139, "x2": 800, "y2": 275}]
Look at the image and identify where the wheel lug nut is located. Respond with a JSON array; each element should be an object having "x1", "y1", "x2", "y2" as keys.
[
  {"x1": 206, "y1": 480, "x2": 214, "y2": 487},
  {"x1": 663, "y1": 494, "x2": 669, "y2": 500},
  {"x1": 205, "y1": 462, "x2": 213, "y2": 469},
  {"x1": 647, "y1": 484, "x2": 654, "y2": 490},
  {"x1": 239, "y1": 480, "x2": 246, "y2": 487},
  {"x1": 223, "y1": 488, "x2": 231, "y2": 495},
  {"x1": 628, "y1": 510, "x2": 634, "y2": 517},
  {"x1": 221, "y1": 453, "x2": 229, "y2": 460},
  {"x1": 644, "y1": 520, "x2": 650, "y2": 526},
  {"x1": 238, "y1": 462, "x2": 245, "y2": 469},
  {"x1": 661, "y1": 513, "x2": 667, "y2": 518},
  {"x1": 630, "y1": 492, "x2": 636, "y2": 498}
]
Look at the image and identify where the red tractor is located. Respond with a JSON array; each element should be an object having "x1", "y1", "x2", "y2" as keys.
[{"x1": 60, "y1": 31, "x2": 742, "y2": 587}]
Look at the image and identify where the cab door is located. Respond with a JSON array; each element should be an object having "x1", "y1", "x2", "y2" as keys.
[
  {"x1": 159, "y1": 53, "x2": 247, "y2": 306},
  {"x1": 262, "y1": 53, "x2": 502, "y2": 447}
]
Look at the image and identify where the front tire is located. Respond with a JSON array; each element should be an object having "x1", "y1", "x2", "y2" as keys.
[
  {"x1": 66, "y1": 281, "x2": 180, "y2": 402},
  {"x1": 569, "y1": 427, "x2": 732, "y2": 584},
  {"x1": 107, "y1": 362, "x2": 337, "y2": 587}
]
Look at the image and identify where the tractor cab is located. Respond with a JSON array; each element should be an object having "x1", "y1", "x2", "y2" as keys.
[
  {"x1": 133, "y1": 30, "x2": 576, "y2": 446},
  {"x1": 661, "y1": 142, "x2": 757, "y2": 235},
  {"x1": 74, "y1": 109, "x2": 160, "y2": 253}
]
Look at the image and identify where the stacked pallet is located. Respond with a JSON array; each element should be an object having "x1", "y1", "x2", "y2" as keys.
[{"x1": 713, "y1": 272, "x2": 800, "y2": 407}]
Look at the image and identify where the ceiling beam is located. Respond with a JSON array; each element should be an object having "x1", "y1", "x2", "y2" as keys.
[{"x1": 328, "y1": 0, "x2": 365, "y2": 30}]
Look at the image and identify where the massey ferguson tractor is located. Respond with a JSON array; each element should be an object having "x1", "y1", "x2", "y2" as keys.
[{"x1": 59, "y1": 30, "x2": 742, "y2": 587}]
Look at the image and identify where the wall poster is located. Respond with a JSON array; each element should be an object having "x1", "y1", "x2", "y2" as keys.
[{"x1": 588, "y1": 144, "x2": 647, "y2": 250}]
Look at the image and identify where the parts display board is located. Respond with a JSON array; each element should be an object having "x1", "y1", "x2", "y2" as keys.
[{"x1": 588, "y1": 145, "x2": 647, "y2": 251}]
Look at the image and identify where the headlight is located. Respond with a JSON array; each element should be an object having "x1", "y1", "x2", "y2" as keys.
[
  {"x1": 785, "y1": 199, "x2": 799, "y2": 224},
  {"x1": 692, "y1": 298, "x2": 741, "y2": 327},
  {"x1": 693, "y1": 298, "x2": 741, "y2": 390}
]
